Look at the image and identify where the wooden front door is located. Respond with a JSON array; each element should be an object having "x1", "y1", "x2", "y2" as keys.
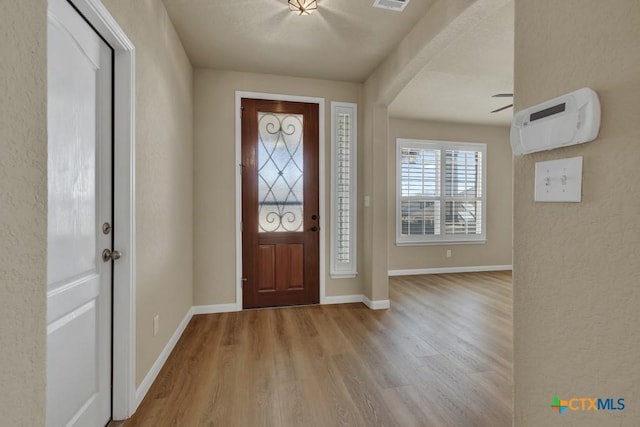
[{"x1": 241, "y1": 99, "x2": 320, "y2": 309}]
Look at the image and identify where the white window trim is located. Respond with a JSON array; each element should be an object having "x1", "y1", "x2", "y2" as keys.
[
  {"x1": 396, "y1": 139, "x2": 487, "y2": 246},
  {"x1": 330, "y1": 102, "x2": 357, "y2": 278}
]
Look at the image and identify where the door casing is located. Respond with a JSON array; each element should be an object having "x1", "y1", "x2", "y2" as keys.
[
  {"x1": 61, "y1": 0, "x2": 136, "y2": 420},
  {"x1": 235, "y1": 91, "x2": 326, "y2": 310}
]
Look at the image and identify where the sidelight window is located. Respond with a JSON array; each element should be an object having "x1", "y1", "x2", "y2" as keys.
[{"x1": 331, "y1": 102, "x2": 357, "y2": 277}]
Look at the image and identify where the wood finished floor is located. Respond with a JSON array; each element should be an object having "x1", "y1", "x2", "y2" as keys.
[{"x1": 124, "y1": 271, "x2": 513, "y2": 427}]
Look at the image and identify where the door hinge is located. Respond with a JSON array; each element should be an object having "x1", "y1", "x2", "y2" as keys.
[{"x1": 241, "y1": 277, "x2": 247, "y2": 288}]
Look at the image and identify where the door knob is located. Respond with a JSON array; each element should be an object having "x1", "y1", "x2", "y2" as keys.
[
  {"x1": 311, "y1": 215, "x2": 318, "y2": 221},
  {"x1": 310, "y1": 226, "x2": 319, "y2": 232},
  {"x1": 102, "y1": 249, "x2": 122, "y2": 262}
]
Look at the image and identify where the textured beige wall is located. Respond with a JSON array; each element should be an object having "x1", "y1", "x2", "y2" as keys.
[
  {"x1": 368, "y1": 105, "x2": 391, "y2": 301},
  {"x1": 193, "y1": 69, "x2": 363, "y2": 305},
  {"x1": 360, "y1": 1, "x2": 479, "y2": 301},
  {"x1": 387, "y1": 118, "x2": 512, "y2": 271},
  {"x1": 103, "y1": 0, "x2": 193, "y2": 387},
  {"x1": 0, "y1": 1, "x2": 48, "y2": 424},
  {"x1": 514, "y1": 1, "x2": 640, "y2": 425},
  {"x1": 360, "y1": 0, "x2": 508, "y2": 302}
]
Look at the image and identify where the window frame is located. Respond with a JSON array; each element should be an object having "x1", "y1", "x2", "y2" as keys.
[
  {"x1": 330, "y1": 102, "x2": 358, "y2": 278},
  {"x1": 396, "y1": 138, "x2": 487, "y2": 246}
]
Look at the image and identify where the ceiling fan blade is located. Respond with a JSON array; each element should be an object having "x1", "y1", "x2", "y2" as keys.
[
  {"x1": 492, "y1": 93, "x2": 514, "y2": 98},
  {"x1": 491, "y1": 104, "x2": 514, "y2": 113}
]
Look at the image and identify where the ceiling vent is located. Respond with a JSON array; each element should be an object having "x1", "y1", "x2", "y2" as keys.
[{"x1": 373, "y1": 0, "x2": 410, "y2": 12}]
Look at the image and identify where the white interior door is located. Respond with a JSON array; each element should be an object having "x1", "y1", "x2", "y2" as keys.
[{"x1": 47, "y1": 0, "x2": 113, "y2": 425}]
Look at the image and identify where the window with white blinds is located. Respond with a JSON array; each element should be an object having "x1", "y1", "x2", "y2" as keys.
[
  {"x1": 396, "y1": 139, "x2": 486, "y2": 245},
  {"x1": 331, "y1": 102, "x2": 357, "y2": 277}
]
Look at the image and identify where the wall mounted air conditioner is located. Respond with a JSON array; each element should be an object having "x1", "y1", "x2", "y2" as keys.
[{"x1": 510, "y1": 88, "x2": 601, "y2": 155}]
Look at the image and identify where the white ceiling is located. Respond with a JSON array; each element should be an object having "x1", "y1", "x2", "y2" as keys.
[
  {"x1": 162, "y1": 0, "x2": 514, "y2": 126},
  {"x1": 162, "y1": 0, "x2": 436, "y2": 82},
  {"x1": 389, "y1": 1, "x2": 514, "y2": 125}
]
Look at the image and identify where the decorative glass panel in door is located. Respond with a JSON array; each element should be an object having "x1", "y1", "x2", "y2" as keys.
[{"x1": 257, "y1": 112, "x2": 304, "y2": 232}]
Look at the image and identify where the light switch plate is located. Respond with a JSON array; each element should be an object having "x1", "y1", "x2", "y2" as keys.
[{"x1": 535, "y1": 156, "x2": 583, "y2": 202}]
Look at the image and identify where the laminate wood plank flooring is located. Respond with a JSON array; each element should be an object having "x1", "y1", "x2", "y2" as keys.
[{"x1": 123, "y1": 271, "x2": 513, "y2": 427}]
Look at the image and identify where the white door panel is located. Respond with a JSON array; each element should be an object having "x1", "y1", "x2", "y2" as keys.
[
  {"x1": 47, "y1": 301, "x2": 98, "y2": 426},
  {"x1": 47, "y1": 0, "x2": 99, "y2": 288},
  {"x1": 47, "y1": 0, "x2": 113, "y2": 425},
  {"x1": 46, "y1": 274, "x2": 99, "y2": 324}
]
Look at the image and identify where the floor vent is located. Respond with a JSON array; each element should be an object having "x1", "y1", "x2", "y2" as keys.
[{"x1": 373, "y1": 0, "x2": 410, "y2": 12}]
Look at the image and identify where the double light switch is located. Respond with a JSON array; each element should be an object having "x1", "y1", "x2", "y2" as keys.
[{"x1": 534, "y1": 156, "x2": 583, "y2": 202}]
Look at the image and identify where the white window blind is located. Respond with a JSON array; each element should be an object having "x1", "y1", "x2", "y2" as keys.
[
  {"x1": 331, "y1": 102, "x2": 357, "y2": 277},
  {"x1": 396, "y1": 139, "x2": 486, "y2": 245}
]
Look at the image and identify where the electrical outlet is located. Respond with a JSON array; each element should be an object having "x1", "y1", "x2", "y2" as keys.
[
  {"x1": 446, "y1": 249, "x2": 452, "y2": 258},
  {"x1": 153, "y1": 315, "x2": 159, "y2": 336}
]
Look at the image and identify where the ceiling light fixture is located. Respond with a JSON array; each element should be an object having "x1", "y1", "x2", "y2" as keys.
[{"x1": 288, "y1": 0, "x2": 318, "y2": 16}]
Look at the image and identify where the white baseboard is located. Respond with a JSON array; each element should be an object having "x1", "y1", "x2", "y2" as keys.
[
  {"x1": 192, "y1": 303, "x2": 239, "y2": 315},
  {"x1": 322, "y1": 294, "x2": 364, "y2": 305},
  {"x1": 135, "y1": 306, "x2": 194, "y2": 409},
  {"x1": 388, "y1": 265, "x2": 513, "y2": 276},
  {"x1": 362, "y1": 296, "x2": 391, "y2": 310},
  {"x1": 323, "y1": 294, "x2": 391, "y2": 310}
]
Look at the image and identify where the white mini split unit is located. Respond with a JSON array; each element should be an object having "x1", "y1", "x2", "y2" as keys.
[{"x1": 510, "y1": 88, "x2": 601, "y2": 155}]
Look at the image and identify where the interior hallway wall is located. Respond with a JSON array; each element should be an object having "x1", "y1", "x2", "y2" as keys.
[
  {"x1": 359, "y1": 0, "x2": 509, "y2": 303},
  {"x1": 193, "y1": 69, "x2": 363, "y2": 305},
  {"x1": 0, "y1": 1, "x2": 48, "y2": 424},
  {"x1": 513, "y1": 0, "x2": 640, "y2": 424},
  {"x1": 103, "y1": 0, "x2": 194, "y2": 387}
]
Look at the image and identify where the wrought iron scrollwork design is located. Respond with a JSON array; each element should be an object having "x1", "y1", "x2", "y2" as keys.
[{"x1": 257, "y1": 113, "x2": 304, "y2": 232}]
